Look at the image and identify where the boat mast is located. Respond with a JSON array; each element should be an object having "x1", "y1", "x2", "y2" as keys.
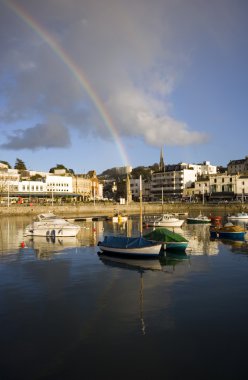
[{"x1": 140, "y1": 175, "x2": 143, "y2": 236}]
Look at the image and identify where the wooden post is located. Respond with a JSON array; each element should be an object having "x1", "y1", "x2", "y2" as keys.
[{"x1": 140, "y1": 175, "x2": 143, "y2": 236}]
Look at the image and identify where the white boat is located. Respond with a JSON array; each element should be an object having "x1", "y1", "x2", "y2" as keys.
[
  {"x1": 227, "y1": 212, "x2": 248, "y2": 221},
  {"x1": 144, "y1": 213, "x2": 184, "y2": 228},
  {"x1": 24, "y1": 213, "x2": 81, "y2": 237}
]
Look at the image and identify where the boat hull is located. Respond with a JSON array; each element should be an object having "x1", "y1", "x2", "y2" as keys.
[
  {"x1": 146, "y1": 220, "x2": 184, "y2": 228},
  {"x1": 210, "y1": 230, "x2": 246, "y2": 240},
  {"x1": 98, "y1": 236, "x2": 162, "y2": 258},
  {"x1": 98, "y1": 244, "x2": 162, "y2": 258},
  {"x1": 227, "y1": 216, "x2": 248, "y2": 221},
  {"x1": 24, "y1": 225, "x2": 80, "y2": 237},
  {"x1": 187, "y1": 218, "x2": 211, "y2": 224},
  {"x1": 165, "y1": 241, "x2": 188, "y2": 251}
]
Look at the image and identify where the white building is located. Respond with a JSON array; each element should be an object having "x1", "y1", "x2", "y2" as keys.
[
  {"x1": 150, "y1": 168, "x2": 198, "y2": 201},
  {"x1": 46, "y1": 175, "x2": 72, "y2": 193},
  {"x1": 18, "y1": 181, "x2": 46, "y2": 194}
]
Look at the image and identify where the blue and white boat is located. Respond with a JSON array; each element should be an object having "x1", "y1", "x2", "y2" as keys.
[
  {"x1": 210, "y1": 223, "x2": 246, "y2": 240},
  {"x1": 97, "y1": 236, "x2": 162, "y2": 258}
]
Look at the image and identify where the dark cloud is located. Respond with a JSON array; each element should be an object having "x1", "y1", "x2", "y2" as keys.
[
  {"x1": 1, "y1": 123, "x2": 71, "y2": 150},
  {"x1": 0, "y1": 0, "x2": 244, "y2": 150}
]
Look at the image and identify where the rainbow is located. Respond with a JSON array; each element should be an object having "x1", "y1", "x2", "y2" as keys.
[{"x1": 5, "y1": 0, "x2": 129, "y2": 166}]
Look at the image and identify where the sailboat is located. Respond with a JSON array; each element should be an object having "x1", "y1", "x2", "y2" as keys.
[{"x1": 97, "y1": 175, "x2": 162, "y2": 258}]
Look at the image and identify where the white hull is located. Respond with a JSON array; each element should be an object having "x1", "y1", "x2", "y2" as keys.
[
  {"x1": 144, "y1": 213, "x2": 184, "y2": 228},
  {"x1": 24, "y1": 213, "x2": 81, "y2": 237},
  {"x1": 227, "y1": 216, "x2": 248, "y2": 221},
  {"x1": 99, "y1": 244, "x2": 162, "y2": 256},
  {"x1": 24, "y1": 225, "x2": 80, "y2": 237},
  {"x1": 146, "y1": 220, "x2": 184, "y2": 227}
]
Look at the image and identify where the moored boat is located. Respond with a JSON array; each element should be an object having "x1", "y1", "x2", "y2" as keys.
[
  {"x1": 97, "y1": 236, "x2": 162, "y2": 258},
  {"x1": 144, "y1": 213, "x2": 184, "y2": 228},
  {"x1": 187, "y1": 214, "x2": 211, "y2": 224},
  {"x1": 144, "y1": 227, "x2": 189, "y2": 252},
  {"x1": 24, "y1": 212, "x2": 81, "y2": 237},
  {"x1": 227, "y1": 212, "x2": 248, "y2": 221},
  {"x1": 210, "y1": 222, "x2": 246, "y2": 240}
]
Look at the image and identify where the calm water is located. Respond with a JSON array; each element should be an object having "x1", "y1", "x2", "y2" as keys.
[{"x1": 1, "y1": 214, "x2": 248, "y2": 379}]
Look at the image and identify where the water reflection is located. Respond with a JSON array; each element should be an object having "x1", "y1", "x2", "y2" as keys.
[
  {"x1": 219, "y1": 239, "x2": 248, "y2": 254},
  {"x1": 97, "y1": 251, "x2": 190, "y2": 335},
  {"x1": 2, "y1": 215, "x2": 248, "y2": 379},
  {"x1": 24, "y1": 236, "x2": 81, "y2": 259},
  {"x1": 0, "y1": 215, "x2": 247, "y2": 258},
  {"x1": 183, "y1": 224, "x2": 219, "y2": 255}
]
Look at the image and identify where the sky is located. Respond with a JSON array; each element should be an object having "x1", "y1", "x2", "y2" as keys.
[{"x1": 0, "y1": 0, "x2": 248, "y2": 174}]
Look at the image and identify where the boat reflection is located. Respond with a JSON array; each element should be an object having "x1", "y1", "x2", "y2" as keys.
[
  {"x1": 98, "y1": 252, "x2": 163, "y2": 272},
  {"x1": 98, "y1": 250, "x2": 190, "y2": 273},
  {"x1": 160, "y1": 251, "x2": 190, "y2": 266},
  {"x1": 219, "y1": 239, "x2": 248, "y2": 254},
  {"x1": 24, "y1": 236, "x2": 82, "y2": 259},
  {"x1": 98, "y1": 251, "x2": 190, "y2": 335}
]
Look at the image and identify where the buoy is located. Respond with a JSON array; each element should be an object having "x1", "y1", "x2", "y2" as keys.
[{"x1": 20, "y1": 241, "x2": 25, "y2": 248}]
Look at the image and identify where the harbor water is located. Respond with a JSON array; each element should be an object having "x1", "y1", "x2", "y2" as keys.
[{"x1": 1, "y1": 214, "x2": 248, "y2": 379}]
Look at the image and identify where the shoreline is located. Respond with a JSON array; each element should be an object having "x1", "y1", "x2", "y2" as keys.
[{"x1": 0, "y1": 202, "x2": 246, "y2": 217}]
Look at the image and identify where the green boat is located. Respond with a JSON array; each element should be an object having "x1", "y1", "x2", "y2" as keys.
[
  {"x1": 144, "y1": 227, "x2": 189, "y2": 252},
  {"x1": 186, "y1": 214, "x2": 211, "y2": 224}
]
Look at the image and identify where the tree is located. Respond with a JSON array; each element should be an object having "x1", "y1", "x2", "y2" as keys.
[
  {"x1": 14, "y1": 158, "x2": 26, "y2": 171},
  {"x1": 49, "y1": 164, "x2": 72, "y2": 174},
  {"x1": 0, "y1": 161, "x2": 12, "y2": 169},
  {"x1": 30, "y1": 174, "x2": 43, "y2": 181}
]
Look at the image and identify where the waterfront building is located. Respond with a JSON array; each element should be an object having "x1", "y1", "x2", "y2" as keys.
[
  {"x1": 150, "y1": 168, "x2": 197, "y2": 201},
  {"x1": 208, "y1": 172, "x2": 248, "y2": 201},
  {"x1": 46, "y1": 175, "x2": 72, "y2": 194},
  {"x1": 192, "y1": 179, "x2": 210, "y2": 201},
  {"x1": 130, "y1": 178, "x2": 140, "y2": 201},
  {"x1": 236, "y1": 175, "x2": 248, "y2": 201},
  {"x1": 72, "y1": 175, "x2": 92, "y2": 200},
  {"x1": 227, "y1": 156, "x2": 248, "y2": 175},
  {"x1": 0, "y1": 166, "x2": 20, "y2": 196},
  {"x1": 18, "y1": 180, "x2": 46, "y2": 194}
]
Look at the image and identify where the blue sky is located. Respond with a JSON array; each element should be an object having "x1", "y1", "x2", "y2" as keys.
[{"x1": 0, "y1": 0, "x2": 248, "y2": 174}]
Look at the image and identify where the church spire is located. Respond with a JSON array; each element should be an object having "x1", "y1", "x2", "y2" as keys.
[{"x1": 159, "y1": 146, "x2": 165, "y2": 171}]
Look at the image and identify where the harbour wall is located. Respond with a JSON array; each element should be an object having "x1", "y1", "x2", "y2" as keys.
[{"x1": 0, "y1": 202, "x2": 246, "y2": 218}]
